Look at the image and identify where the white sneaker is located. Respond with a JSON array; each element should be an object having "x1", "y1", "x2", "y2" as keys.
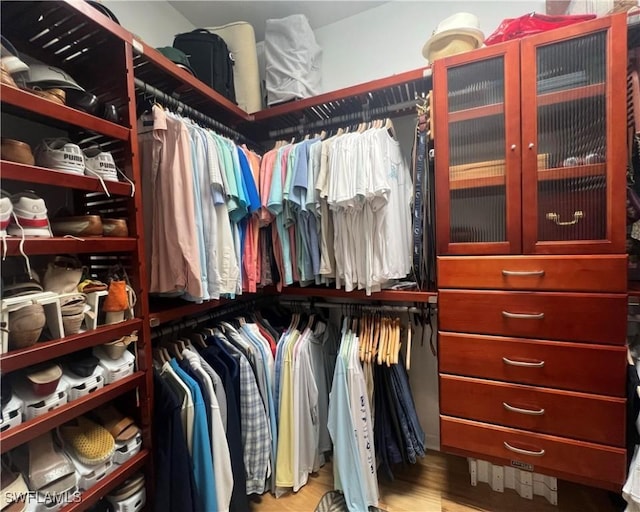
[
  {"x1": 83, "y1": 147, "x2": 118, "y2": 182},
  {"x1": 0, "y1": 190, "x2": 12, "y2": 237},
  {"x1": 34, "y1": 138, "x2": 85, "y2": 175},
  {"x1": 8, "y1": 191, "x2": 52, "y2": 237}
]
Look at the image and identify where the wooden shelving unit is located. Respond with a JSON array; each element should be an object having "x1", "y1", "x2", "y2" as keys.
[
  {"x1": 2, "y1": 161, "x2": 134, "y2": 196},
  {"x1": 4, "y1": 237, "x2": 137, "y2": 256},
  {"x1": 448, "y1": 102, "x2": 504, "y2": 123},
  {"x1": 0, "y1": 320, "x2": 142, "y2": 373},
  {"x1": 0, "y1": 372, "x2": 145, "y2": 452},
  {"x1": 1, "y1": 1, "x2": 153, "y2": 505},
  {"x1": 279, "y1": 287, "x2": 436, "y2": 303},
  {"x1": 1, "y1": 85, "x2": 129, "y2": 140},
  {"x1": 537, "y1": 83, "x2": 605, "y2": 107}
]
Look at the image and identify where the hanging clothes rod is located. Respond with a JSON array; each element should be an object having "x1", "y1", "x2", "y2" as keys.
[
  {"x1": 134, "y1": 77, "x2": 257, "y2": 146},
  {"x1": 278, "y1": 298, "x2": 427, "y2": 314},
  {"x1": 150, "y1": 296, "x2": 272, "y2": 340},
  {"x1": 268, "y1": 97, "x2": 420, "y2": 139}
]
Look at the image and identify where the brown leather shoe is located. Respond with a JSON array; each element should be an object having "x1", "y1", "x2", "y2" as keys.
[
  {"x1": 51, "y1": 215, "x2": 103, "y2": 237},
  {"x1": 102, "y1": 218, "x2": 128, "y2": 237},
  {"x1": 30, "y1": 88, "x2": 66, "y2": 106},
  {"x1": 1, "y1": 138, "x2": 35, "y2": 165},
  {"x1": 0, "y1": 62, "x2": 16, "y2": 87}
]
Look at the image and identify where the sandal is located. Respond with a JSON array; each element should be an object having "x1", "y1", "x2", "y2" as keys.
[
  {"x1": 108, "y1": 472, "x2": 144, "y2": 501},
  {"x1": 11, "y1": 431, "x2": 77, "y2": 497},
  {"x1": 92, "y1": 405, "x2": 140, "y2": 443},
  {"x1": 102, "y1": 331, "x2": 137, "y2": 360},
  {"x1": 59, "y1": 416, "x2": 115, "y2": 465},
  {"x1": 77, "y1": 279, "x2": 108, "y2": 293},
  {"x1": 1, "y1": 457, "x2": 29, "y2": 512}
]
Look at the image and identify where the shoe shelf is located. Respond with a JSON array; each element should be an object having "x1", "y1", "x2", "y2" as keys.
[
  {"x1": 0, "y1": 320, "x2": 142, "y2": 374},
  {"x1": 0, "y1": 371, "x2": 144, "y2": 453},
  {"x1": 4, "y1": 237, "x2": 137, "y2": 256},
  {"x1": 60, "y1": 449, "x2": 149, "y2": 512},
  {"x1": 0, "y1": 85, "x2": 129, "y2": 141},
  {"x1": 1, "y1": 161, "x2": 134, "y2": 197}
]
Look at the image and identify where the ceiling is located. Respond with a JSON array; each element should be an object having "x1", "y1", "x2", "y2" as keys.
[{"x1": 167, "y1": 1, "x2": 387, "y2": 41}]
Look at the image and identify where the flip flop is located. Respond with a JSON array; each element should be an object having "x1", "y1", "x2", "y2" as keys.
[
  {"x1": 11, "y1": 431, "x2": 77, "y2": 498},
  {"x1": 93, "y1": 405, "x2": 140, "y2": 443}
]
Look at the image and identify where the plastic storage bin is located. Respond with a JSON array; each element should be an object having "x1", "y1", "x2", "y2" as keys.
[
  {"x1": 61, "y1": 365, "x2": 105, "y2": 401},
  {"x1": 65, "y1": 448, "x2": 113, "y2": 491},
  {"x1": 0, "y1": 394, "x2": 23, "y2": 432},
  {"x1": 107, "y1": 487, "x2": 146, "y2": 512},
  {"x1": 113, "y1": 432, "x2": 142, "y2": 465},
  {"x1": 93, "y1": 346, "x2": 135, "y2": 384},
  {"x1": 14, "y1": 378, "x2": 68, "y2": 421}
]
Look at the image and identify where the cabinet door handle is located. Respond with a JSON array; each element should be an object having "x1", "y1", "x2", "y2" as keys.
[
  {"x1": 510, "y1": 144, "x2": 517, "y2": 151},
  {"x1": 501, "y1": 269, "x2": 545, "y2": 277},
  {"x1": 502, "y1": 357, "x2": 545, "y2": 368},
  {"x1": 504, "y1": 441, "x2": 545, "y2": 457},
  {"x1": 503, "y1": 402, "x2": 545, "y2": 416},
  {"x1": 528, "y1": 142, "x2": 535, "y2": 149},
  {"x1": 502, "y1": 311, "x2": 544, "y2": 320},
  {"x1": 545, "y1": 210, "x2": 584, "y2": 226}
]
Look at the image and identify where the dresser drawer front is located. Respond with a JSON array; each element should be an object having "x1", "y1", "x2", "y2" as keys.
[
  {"x1": 439, "y1": 332, "x2": 626, "y2": 396},
  {"x1": 441, "y1": 416, "x2": 626, "y2": 489},
  {"x1": 440, "y1": 375, "x2": 625, "y2": 446},
  {"x1": 437, "y1": 255, "x2": 627, "y2": 292},
  {"x1": 438, "y1": 290, "x2": 626, "y2": 344}
]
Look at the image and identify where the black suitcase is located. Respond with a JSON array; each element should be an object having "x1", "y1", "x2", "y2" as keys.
[{"x1": 173, "y1": 29, "x2": 236, "y2": 103}]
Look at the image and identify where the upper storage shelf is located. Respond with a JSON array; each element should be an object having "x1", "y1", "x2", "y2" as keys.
[
  {"x1": 243, "y1": 67, "x2": 432, "y2": 141},
  {"x1": 131, "y1": 39, "x2": 250, "y2": 128}
]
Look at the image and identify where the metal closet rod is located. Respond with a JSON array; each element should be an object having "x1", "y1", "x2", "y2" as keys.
[
  {"x1": 134, "y1": 77, "x2": 254, "y2": 145},
  {"x1": 278, "y1": 298, "x2": 428, "y2": 314},
  {"x1": 150, "y1": 296, "x2": 272, "y2": 340},
  {"x1": 268, "y1": 98, "x2": 419, "y2": 139}
]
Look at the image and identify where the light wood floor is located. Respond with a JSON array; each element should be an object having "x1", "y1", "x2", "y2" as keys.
[{"x1": 249, "y1": 451, "x2": 620, "y2": 512}]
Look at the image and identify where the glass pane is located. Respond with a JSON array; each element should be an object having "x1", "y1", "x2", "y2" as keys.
[
  {"x1": 536, "y1": 31, "x2": 607, "y2": 243},
  {"x1": 448, "y1": 57, "x2": 506, "y2": 244}
]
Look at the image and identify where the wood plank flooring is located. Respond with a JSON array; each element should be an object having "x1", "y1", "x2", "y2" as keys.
[{"x1": 249, "y1": 451, "x2": 621, "y2": 512}]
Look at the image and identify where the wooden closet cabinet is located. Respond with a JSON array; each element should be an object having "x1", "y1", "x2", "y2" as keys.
[
  {"x1": 434, "y1": 13, "x2": 629, "y2": 492},
  {"x1": 434, "y1": 13, "x2": 626, "y2": 256}
]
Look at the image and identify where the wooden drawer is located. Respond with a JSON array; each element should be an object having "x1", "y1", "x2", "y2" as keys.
[
  {"x1": 438, "y1": 290, "x2": 626, "y2": 344},
  {"x1": 441, "y1": 416, "x2": 626, "y2": 490},
  {"x1": 437, "y1": 255, "x2": 627, "y2": 292},
  {"x1": 438, "y1": 332, "x2": 627, "y2": 396},
  {"x1": 440, "y1": 375, "x2": 625, "y2": 446}
]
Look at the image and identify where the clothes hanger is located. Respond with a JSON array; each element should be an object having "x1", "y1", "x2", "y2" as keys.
[{"x1": 385, "y1": 118, "x2": 397, "y2": 140}]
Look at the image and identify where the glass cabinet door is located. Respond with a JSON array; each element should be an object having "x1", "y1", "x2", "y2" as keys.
[
  {"x1": 434, "y1": 42, "x2": 522, "y2": 255},
  {"x1": 521, "y1": 14, "x2": 626, "y2": 254}
]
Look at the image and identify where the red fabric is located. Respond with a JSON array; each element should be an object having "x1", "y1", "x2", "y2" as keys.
[
  {"x1": 257, "y1": 323, "x2": 277, "y2": 357},
  {"x1": 485, "y1": 13, "x2": 597, "y2": 45},
  {"x1": 17, "y1": 217, "x2": 49, "y2": 228}
]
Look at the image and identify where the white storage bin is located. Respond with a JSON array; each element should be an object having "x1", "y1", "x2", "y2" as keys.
[
  {"x1": 61, "y1": 365, "x2": 105, "y2": 401},
  {"x1": 113, "y1": 432, "x2": 142, "y2": 465},
  {"x1": 0, "y1": 394, "x2": 23, "y2": 432},
  {"x1": 93, "y1": 347, "x2": 135, "y2": 384},
  {"x1": 107, "y1": 487, "x2": 146, "y2": 512},
  {"x1": 65, "y1": 448, "x2": 113, "y2": 491},
  {"x1": 14, "y1": 379, "x2": 68, "y2": 421}
]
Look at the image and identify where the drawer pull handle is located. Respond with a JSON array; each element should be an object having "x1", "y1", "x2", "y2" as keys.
[
  {"x1": 502, "y1": 357, "x2": 545, "y2": 368},
  {"x1": 503, "y1": 402, "x2": 545, "y2": 416},
  {"x1": 545, "y1": 210, "x2": 584, "y2": 226},
  {"x1": 502, "y1": 311, "x2": 545, "y2": 320},
  {"x1": 504, "y1": 441, "x2": 545, "y2": 457},
  {"x1": 501, "y1": 269, "x2": 545, "y2": 277}
]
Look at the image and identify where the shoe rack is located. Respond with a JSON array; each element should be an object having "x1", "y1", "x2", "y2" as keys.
[{"x1": 0, "y1": 1, "x2": 150, "y2": 510}]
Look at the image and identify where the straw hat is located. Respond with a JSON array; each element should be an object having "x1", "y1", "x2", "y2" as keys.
[{"x1": 422, "y1": 12, "x2": 485, "y2": 64}]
